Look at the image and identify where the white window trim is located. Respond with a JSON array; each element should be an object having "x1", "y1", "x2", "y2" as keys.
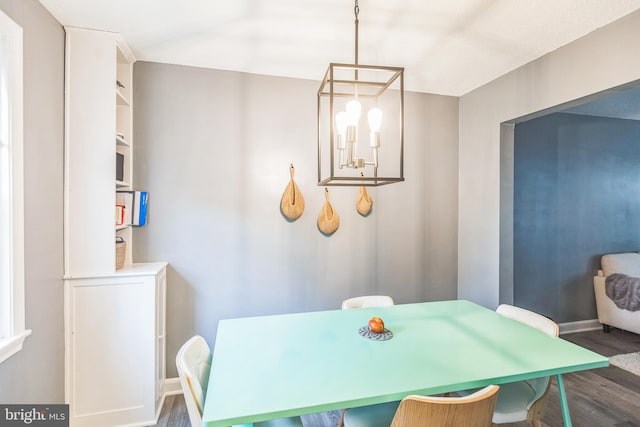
[{"x1": 0, "y1": 8, "x2": 30, "y2": 364}]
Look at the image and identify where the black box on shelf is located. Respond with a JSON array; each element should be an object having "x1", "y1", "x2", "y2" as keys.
[{"x1": 116, "y1": 152, "x2": 124, "y2": 181}]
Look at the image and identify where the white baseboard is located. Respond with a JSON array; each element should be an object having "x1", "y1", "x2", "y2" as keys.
[
  {"x1": 163, "y1": 377, "x2": 182, "y2": 396},
  {"x1": 559, "y1": 318, "x2": 601, "y2": 335}
]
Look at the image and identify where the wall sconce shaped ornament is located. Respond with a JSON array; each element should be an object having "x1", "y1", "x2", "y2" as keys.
[
  {"x1": 317, "y1": 0, "x2": 404, "y2": 186},
  {"x1": 280, "y1": 164, "x2": 305, "y2": 221},
  {"x1": 317, "y1": 189, "x2": 340, "y2": 235}
]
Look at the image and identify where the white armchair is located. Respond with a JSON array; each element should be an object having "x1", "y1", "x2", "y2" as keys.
[{"x1": 593, "y1": 252, "x2": 640, "y2": 334}]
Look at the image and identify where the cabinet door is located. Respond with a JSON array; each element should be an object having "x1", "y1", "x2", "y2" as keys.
[{"x1": 68, "y1": 277, "x2": 155, "y2": 426}]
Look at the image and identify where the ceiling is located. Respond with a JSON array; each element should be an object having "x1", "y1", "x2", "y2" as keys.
[{"x1": 38, "y1": 0, "x2": 640, "y2": 96}]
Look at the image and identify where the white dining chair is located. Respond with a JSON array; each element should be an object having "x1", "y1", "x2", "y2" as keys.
[
  {"x1": 177, "y1": 335, "x2": 211, "y2": 426},
  {"x1": 341, "y1": 295, "x2": 395, "y2": 310},
  {"x1": 343, "y1": 385, "x2": 499, "y2": 427},
  {"x1": 338, "y1": 294, "x2": 395, "y2": 425},
  {"x1": 176, "y1": 335, "x2": 304, "y2": 427},
  {"x1": 490, "y1": 304, "x2": 559, "y2": 427}
]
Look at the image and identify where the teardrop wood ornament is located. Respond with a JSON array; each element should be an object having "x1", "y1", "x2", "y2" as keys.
[
  {"x1": 280, "y1": 164, "x2": 305, "y2": 221},
  {"x1": 356, "y1": 186, "x2": 373, "y2": 216},
  {"x1": 317, "y1": 189, "x2": 340, "y2": 235}
]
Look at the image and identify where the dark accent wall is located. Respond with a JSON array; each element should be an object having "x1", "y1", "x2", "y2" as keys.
[{"x1": 514, "y1": 112, "x2": 640, "y2": 323}]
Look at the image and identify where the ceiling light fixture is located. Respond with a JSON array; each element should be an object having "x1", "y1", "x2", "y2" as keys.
[{"x1": 317, "y1": 0, "x2": 404, "y2": 186}]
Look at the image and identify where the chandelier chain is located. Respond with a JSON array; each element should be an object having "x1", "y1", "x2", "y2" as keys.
[{"x1": 354, "y1": 0, "x2": 359, "y2": 66}]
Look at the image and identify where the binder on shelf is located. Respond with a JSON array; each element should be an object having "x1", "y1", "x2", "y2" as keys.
[
  {"x1": 134, "y1": 191, "x2": 148, "y2": 226},
  {"x1": 116, "y1": 190, "x2": 148, "y2": 226},
  {"x1": 115, "y1": 204, "x2": 125, "y2": 226},
  {"x1": 116, "y1": 191, "x2": 133, "y2": 225}
]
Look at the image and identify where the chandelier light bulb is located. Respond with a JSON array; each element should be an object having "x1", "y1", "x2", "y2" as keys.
[
  {"x1": 335, "y1": 111, "x2": 347, "y2": 137},
  {"x1": 345, "y1": 99, "x2": 362, "y2": 125},
  {"x1": 368, "y1": 107, "x2": 383, "y2": 132}
]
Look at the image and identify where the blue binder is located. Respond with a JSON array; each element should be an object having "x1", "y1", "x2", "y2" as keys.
[
  {"x1": 133, "y1": 191, "x2": 148, "y2": 226},
  {"x1": 115, "y1": 190, "x2": 148, "y2": 226}
]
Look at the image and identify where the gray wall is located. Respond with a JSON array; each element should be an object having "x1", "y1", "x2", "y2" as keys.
[
  {"x1": 1, "y1": 0, "x2": 636, "y2": 403},
  {"x1": 132, "y1": 62, "x2": 459, "y2": 376},
  {"x1": 459, "y1": 10, "x2": 640, "y2": 311},
  {"x1": 0, "y1": 0, "x2": 64, "y2": 402},
  {"x1": 513, "y1": 113, "x2": 640, "y2": 322}
]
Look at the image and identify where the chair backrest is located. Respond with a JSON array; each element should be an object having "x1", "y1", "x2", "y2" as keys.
[
  {"x1": 496, "y1": 304, "x2": 559, "y2": 409},
  {"x1": 496, "y1": 304, "x2": 559, "y2": 337},
  {"x1": 391, "y1": 385, "x2": 499, "y2": 427},
  {"x1": 176, "y1": 335, "x2": 212, "y2": 427},
  {"x1": 341, "y1": 295, "x2": 395, "y2": 310}
]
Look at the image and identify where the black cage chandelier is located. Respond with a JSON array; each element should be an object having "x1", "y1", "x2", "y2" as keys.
[{"x1": 317, "y1": 0, "x2": 404, "y2": 186}]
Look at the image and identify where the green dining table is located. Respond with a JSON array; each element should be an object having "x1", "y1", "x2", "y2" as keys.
[{"x1": 202, "y1": 300, "x2": 608, "y2": 427}]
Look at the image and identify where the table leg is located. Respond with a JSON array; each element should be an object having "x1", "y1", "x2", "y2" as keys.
[{"x1": 556, "y1": 374, "x2": 572, "y2": 426}]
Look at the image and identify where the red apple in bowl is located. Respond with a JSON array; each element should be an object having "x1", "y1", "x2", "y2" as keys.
[{"x1": 368, "y1": 317, "x2": 385, "y2": 334}]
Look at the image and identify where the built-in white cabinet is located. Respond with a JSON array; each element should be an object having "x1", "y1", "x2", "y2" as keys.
[
  {"x1": 64, "y1": 27, "x2": 134, "y2": 276},
  {"x1": 63, "y1": 27, "x2": 168, "y2": 426},
  {"x1": 64, "y1": 263, "x2": 167, "y2": 427}
]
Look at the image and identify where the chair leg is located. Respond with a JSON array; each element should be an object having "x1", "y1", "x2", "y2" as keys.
[
  {"x1": 527, "y1": 377, "x2": 553, "y2": 427},
  {"x1": 603, "y1": 324, "x2": 611, "y2": 333}
]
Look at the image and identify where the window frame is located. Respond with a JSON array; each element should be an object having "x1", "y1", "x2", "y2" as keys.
[{"x1": 0, "y1": 8, "x2": 29, "y2": 364}]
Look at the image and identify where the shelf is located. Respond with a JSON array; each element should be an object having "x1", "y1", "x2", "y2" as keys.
[
  {"x1": 116, "y1": 134, "x2": 130, "y2": 147},
  {"x1": 116, "y1": 180, "x2": 130, "y2": 188},
  {"x1": 64, "y1": 262, "x2": 168, "y2": 280},
  {"x1": 116, "y1": 89, "x2": 130, "y2": 106},
  {"x1": 116, "y1": 224, "x2": 130, "y2": 231}
]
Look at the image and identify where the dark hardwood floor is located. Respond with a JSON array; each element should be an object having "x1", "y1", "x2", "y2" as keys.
[
  {"x1": 153, "y1": 393, "x2": 190, "y2": 427},
  {"x1": 535, "y1": 328, "x2": 640, "y2": 427},
  {"x1": 153, "y1": 328, "x2": 640, "y2": 427}
]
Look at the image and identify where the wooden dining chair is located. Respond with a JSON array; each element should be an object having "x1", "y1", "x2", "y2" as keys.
[
  {"x1": 490, "y1": 304, "x2": 560, "y2": 427},
  {"x1": 176, "y1": 335, "x2": 304, "y2": 427},
  {"x1": 342, "y1": 385, "x2": 499, "y2": 427},
  {"x1": 341, "y1": 295, "x2": 395, "y2": 309}
]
